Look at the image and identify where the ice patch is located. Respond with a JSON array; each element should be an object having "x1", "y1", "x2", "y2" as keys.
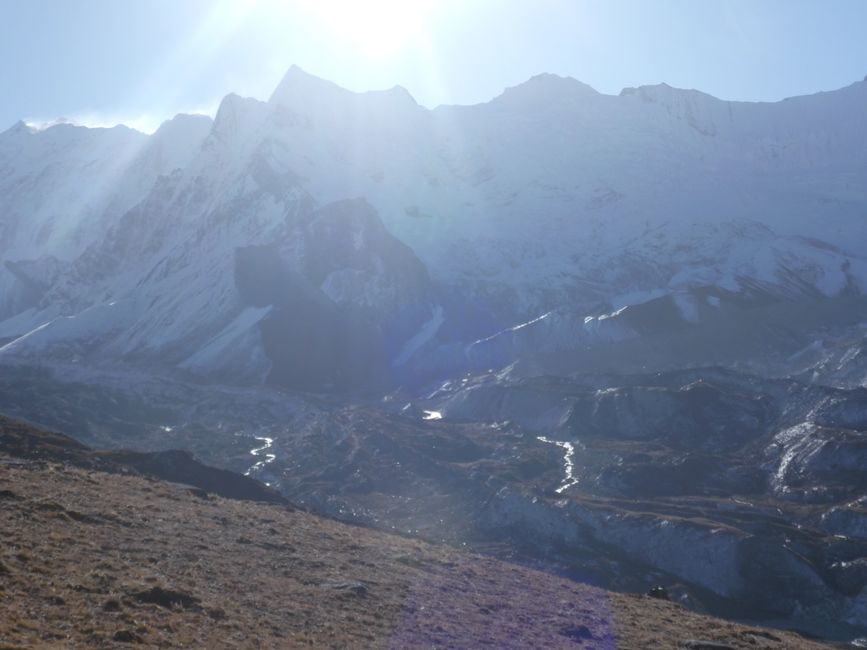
[
  {"x1": 510, "y1": 311, "x2": 553, "y2": 331},
  {"x1": 179, "y1": 306, "x2": 272, "y2": 370},
  {"x1": 584, "y1": 305, "x2": 627, "y2": 325}
]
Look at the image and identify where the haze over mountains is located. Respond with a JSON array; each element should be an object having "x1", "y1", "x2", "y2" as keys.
[
  {"x1": 2, "y1": 67, "x2": 867, "y2": 643},
  {"x1": 1, "y1": 66, "x2": 866, "y2": 388}
]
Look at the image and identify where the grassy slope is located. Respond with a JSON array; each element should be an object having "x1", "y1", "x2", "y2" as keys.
[{"x1": 0, "y1": 422, "x2": 835, "y2": 649}]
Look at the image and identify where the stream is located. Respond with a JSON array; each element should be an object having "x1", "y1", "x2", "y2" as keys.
[
  {"x1": 537, "y1": 436, "x2": 580, "y2": 494},
  {"x1": 244, "y1": 436, "x2": 276, "y2": 484}
]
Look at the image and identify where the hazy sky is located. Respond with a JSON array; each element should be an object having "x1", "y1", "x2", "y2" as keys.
[{"x1": 2, "y1": 0, "x2": 866, "y2": 132}]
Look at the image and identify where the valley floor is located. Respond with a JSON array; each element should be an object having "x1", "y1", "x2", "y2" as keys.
[{"x1": 0, "y1": 423, "x2": 836, "y2": 649}]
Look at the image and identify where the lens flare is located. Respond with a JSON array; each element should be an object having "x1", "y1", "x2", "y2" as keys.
[{"x1": 295, "y1": 0, "x2": 437, "y2": 58}]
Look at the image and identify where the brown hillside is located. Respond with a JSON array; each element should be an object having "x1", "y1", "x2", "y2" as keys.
[{"x1": 0, "y1": 419, "x2": 834, "y2": 649}]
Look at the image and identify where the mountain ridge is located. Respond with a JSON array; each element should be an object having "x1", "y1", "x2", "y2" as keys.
[
  {"x1": 7, "y1": 67, "x2": 866, "y2": 137},
  {"x1": 2, "y1": 66, "x2": 866, "y2": 387}
]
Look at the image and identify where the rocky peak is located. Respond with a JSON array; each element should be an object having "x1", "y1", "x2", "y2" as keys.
[
  {"x1": 268, "y1": 64, "x2": 351, "y2": 107},
  {"x1": 0, "y1": 120, "x2": 36, "y2": 138},
  {"x1": 491, "y1": 73, "x2": 600, "y2": 111},
  {"x1": 211, "y1": 93, "x2": 266, "y2": 141}
]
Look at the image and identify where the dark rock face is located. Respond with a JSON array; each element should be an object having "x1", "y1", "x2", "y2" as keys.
[
  {"x1": 235, "y1": 243, "x2": 386, "y2": 392},
  {"x1": 234, "y1": 244, "x2": 297, "y2": 309},
  {"x1": 233, "y1": 199, "x2": 434, "y2": 392},
  {"x1": 260, "y1": 300, "x2": 386, "y2": 392},
  {"x1": 296, "y1": 200, "x2": 430, "y2": 309},
  {"x1": 565, "y1": 379, "x2": 774, "y2": 452}
]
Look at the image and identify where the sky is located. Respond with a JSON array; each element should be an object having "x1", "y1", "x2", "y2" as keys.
[{"x1": 2, "y1": 0, "x2": 866, "y2": 133}]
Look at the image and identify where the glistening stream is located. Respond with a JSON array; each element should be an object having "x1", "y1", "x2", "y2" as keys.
[
  {"x1": 244, "y1": 436, "x2": 276, "y2": 485},
  {"x1": 537, "y1": 436, "x2": 580, "y2": 494}
]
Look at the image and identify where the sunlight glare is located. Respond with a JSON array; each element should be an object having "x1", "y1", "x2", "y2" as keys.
[{"x1": 296, "y1": 0, "x2": 436, "y2": 58}]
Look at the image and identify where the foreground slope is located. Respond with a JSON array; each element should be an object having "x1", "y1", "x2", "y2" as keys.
[
  {"x1": 0, "y1": 364, "x2": 865, "y2": 641},
  {"x1": 0, "y1": 418, "x2": 832, "y2": 649}
]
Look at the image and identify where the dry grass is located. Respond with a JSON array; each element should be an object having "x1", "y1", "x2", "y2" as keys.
[{"x1": 0, "y1": 454, "x2": 833, "y2": 649}]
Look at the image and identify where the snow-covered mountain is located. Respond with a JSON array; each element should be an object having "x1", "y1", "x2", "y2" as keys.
[
  {"x1": 5, "y1": 67, "x2": 867, "y2": 643},
  {"x1": 1, "y1": 67, "x2": 866, "y2": 388},
  {"x1": 0, "y1": 114, "x2": 212, "y2": 320},
  {"x1": 262, "y1": 67, "x2": 867, "y2": 314}
]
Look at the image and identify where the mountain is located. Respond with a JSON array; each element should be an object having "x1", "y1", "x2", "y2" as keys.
[
  {"x1": 1, "y1": 67, "x2": 866, "y2": 387},
  {"x1": 0, "y1": 114, "x2": 212, "y2": 323},
  {"x1": 2, "y1": 67, "x2": 867, "y2": 643}
]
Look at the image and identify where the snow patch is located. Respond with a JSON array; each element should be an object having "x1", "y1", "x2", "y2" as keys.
[
  {"x1": 0, "y1": 301, "x2": 136, "y2": 356},
  {"x1": 179, "y1": 306, "x2": 272, "y2": 371}
]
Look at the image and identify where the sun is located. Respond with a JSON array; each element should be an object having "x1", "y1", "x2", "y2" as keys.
[{"x1": 298, "y1": 0, "x2": 436, "y2": 58}]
